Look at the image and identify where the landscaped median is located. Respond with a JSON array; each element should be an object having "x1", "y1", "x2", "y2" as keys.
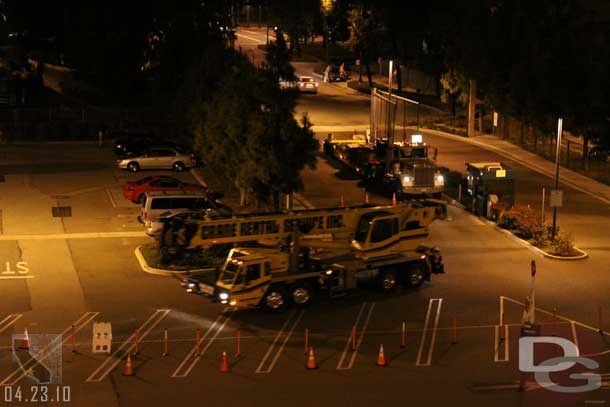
[
  {"x1": 134, "y1": 244, "x2": 220, "y2": 277},
  {"x1": 488, "y1": 204, "x2": 588, "y2": 260}
]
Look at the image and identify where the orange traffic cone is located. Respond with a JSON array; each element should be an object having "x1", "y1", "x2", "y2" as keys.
[
  {"x1": 123, "y1": 354, "x2": 134, "y2": 376},
  {"x1": 376, "y1": 344, "x2": 387, "y2": 366},
  {"x1": 219, "y1": 351, "x2": 230, "y2": 373},
  {"x1": 339, "y1": 195, "x2": 345, "y2": 208},
  {"x1": 306, "y1": 347, "x2": 318, "y2": 370},
  {"x1": 21, "y1": 328, "x2": 30, "y2": 350},
  {"x1": 392, "y1": 192, "x2": 397, "y2": 206}
]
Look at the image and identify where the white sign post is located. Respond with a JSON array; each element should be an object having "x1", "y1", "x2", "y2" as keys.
[{"x1": 550, "y1": 189, "x2": 563, "y2": 208}]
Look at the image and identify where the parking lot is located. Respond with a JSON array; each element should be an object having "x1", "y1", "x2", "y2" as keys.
[
  {"x1": 0, "y1": 142, "x2": 609, "y2": 406},
  {"x1": 1, "y1": 290, "x2": 608, "y2": 405}
]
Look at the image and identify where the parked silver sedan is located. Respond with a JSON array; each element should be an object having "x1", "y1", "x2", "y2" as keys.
[{"x1": 116, "y1": 147, "x2": 196, "y2": 172}]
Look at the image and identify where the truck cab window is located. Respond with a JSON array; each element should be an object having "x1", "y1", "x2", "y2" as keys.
[
  {"x1": 370, "y1": 218, "x2": 397, "y2": 243},
  {"x1": 246, "y1": 264, "x2": 261, "y2": 281}
]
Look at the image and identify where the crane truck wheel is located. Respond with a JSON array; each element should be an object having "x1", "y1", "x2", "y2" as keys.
[
  {"x1": 263, "y1": 286, "x2": 289, "y2": 312},
  {"x1": 379, "y1": 269, "x2": 398, "y2": 292},
  {"x1": 290, "y1": 283, "x2": 314, "y2": 306},
  {"x1": 406, "y1": 263, "x2": 425, "y2": 287}
]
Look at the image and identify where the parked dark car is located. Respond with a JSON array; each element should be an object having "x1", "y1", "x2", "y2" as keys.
[{"x1": 111, "y1": 129, "x2": 155, "y2": 156}]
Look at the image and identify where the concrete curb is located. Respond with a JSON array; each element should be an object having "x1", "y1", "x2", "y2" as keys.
[
  {"x1": 441, "y1": 193, "x2": 465, "y2": 209},
  {"x1": 134, "y1": 245, "x2": 211, "y2": 277},
  {"x1": 477, "y1": 217, "x2": 589, "y2": 261}
]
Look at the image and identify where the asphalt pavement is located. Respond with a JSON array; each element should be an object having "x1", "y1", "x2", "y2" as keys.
[{"x1": 0, "y1": 28, "x2": 607, "y2": 406}]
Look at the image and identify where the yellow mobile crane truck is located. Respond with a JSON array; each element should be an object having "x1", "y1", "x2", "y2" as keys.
[{"x1": 181, "y1": 200, "x2": 447, "y2": 311}]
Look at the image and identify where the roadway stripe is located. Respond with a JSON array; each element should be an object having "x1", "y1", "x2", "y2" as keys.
[
  {"x1": 256, "y1": 310, "x2": 305, "y2": 373},
  {"x1": 171, "y1": 311, "x2": 233, "y2": 378},
  {"x1": 0, "y1": 231, "x2": 147, "y2": 241},
  {"x1": 0, "y1": 314, "x2": 22, "y2": 333},
  {"x1": 499, "y1": 296, "x2": 504, "y2": 326},
  {"x1": 416, "y1": 298, "x2": 442, "y2": 366},
  {"x1": 0, "y1": 275, "x2": 34, "y2": 279},
  {"x1": 235, "y1": 32, "x2": 265, "y2": 43},
  {"x1": 1, "y1": 312, "x2": 98, "y2": 385},
  {"x1": 86, "y1": 309, "x2": 170, "y2": 382},
  {"x1": 336, "y1": 302, "x2": 376, "y2": 370}
]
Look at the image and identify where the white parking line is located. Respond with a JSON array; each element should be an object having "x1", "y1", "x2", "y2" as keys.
[
  {"x1": 1, "y1": 312, "x2": 99, "y2": 386},
  {"x1": 493, "y1": 325, "x2": 510, "y2": 362},
  {"x1": 416, "y1": 298, "x2": 443, "y2": 366},
  {"x1": 0, "y1": 231, "x2": 147, "y2": 241},
  {"x1": 570, "y1": 321, "x2": 580, "y2": 351},
  {"x1": 503, "y1": 296, "x2": 610, "y2": 339},
  {"x1": 336, "y1": 302, "x2": 376, "y2": 370},
  {"x1": 86, "y1": 309, "x2": 170, "y2": 382},
  {"x1": 105, "y1": 188, "x2": 117, "y2": 208},
  {"x1": 171, "y1": 312, "x2": 233, "y2": 378},
  {"x1": 0, "y1": 314, "x2": 22, "y2": 333},
  {"x1": 255, "y1": 310, "x2": 305, "y2": 373}
]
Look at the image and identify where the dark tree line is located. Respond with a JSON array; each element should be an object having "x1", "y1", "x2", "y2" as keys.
[{"x1": 1, "y1": 0, "x2": 318, "y2": 207}]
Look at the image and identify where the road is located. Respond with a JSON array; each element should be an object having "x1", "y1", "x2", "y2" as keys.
[{"x1": 0, "y1": 27, "x2": 608, "y2": 407}]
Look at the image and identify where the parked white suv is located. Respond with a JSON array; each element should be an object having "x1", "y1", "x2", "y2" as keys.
[
  {"x1": 139, "y1": 191, "x2": 232, "y2": 236},
  {"x1": 116, "y1": 147, "x2": 196, "y2": 172}
]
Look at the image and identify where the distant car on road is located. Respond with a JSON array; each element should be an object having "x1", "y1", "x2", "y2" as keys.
[
  {"x1": 122, "y1": 176, "x2": 207, "y2": 204},
  {"x1": 116, "y1": 147, "x2": 196, "y2": 172},
  {"x1": 296, "y1": 76, "x2": 318, "y2": 93},
  {"x1": 111, "y1": 129, "x2": 155, "y2": 156},
  {"x1": 589, "y1": 146, "x2": 609, "y2": 162}
]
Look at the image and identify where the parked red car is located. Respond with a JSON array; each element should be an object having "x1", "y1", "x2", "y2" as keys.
[{"x1": 122, "y1": 176, "x2": 207, "y2": 203}]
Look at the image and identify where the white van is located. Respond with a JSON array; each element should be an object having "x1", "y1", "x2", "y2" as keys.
[{"x1": 139, "y1": 190, "x2": 231, "y2": 235}]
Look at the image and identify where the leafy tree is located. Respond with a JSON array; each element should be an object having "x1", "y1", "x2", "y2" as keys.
[
  {"x1": 440, "y1": 67, "x2": 469, "y2": 116},
  {"x1": 191, "y1": 34, "x2": 318, "y2": 207},
  {"x1": 348, "y1": 2, "x2": 383, "y2": 87}
]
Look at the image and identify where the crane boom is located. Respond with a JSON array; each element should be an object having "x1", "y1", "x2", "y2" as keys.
[{"x1": 179, "y1": 200, "x2": 447, "y2": 250}]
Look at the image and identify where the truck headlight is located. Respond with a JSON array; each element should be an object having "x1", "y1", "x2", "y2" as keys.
[
  {"x1": 403, "y1": 176, "x2": 412, "y2": 183},
  {"x1": 219, "y1": 292, "x2": 229, "y2": 301},
  {"x1": 436, "y1": 175, "x2": 444, "y2": 183}
]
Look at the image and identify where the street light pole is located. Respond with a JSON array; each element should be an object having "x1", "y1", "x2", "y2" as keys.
[
  {"x1": 551, "y1": 118, "x2": 563, "y2": 240},
  {"x1": 386, "y1": 60, "x2": 393, "y2": 171}
]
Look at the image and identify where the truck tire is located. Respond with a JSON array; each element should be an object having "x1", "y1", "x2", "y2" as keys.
[
  {"x1": 379, "y1": 269, "x2": 398, "y2": 292},
  {"x1": 290, "y1": 283, "x2": 314, "y2": 306},
  {"x1": 407, "y1": 263, "x2": 425, "y2": 288},
  {"x1": 263, "y1": 286, "x2": 288, "y2": 311}
]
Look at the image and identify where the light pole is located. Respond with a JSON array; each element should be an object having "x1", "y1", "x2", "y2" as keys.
[
  {"x1": 551, "y1": 118, "x2": 563, "y2": 240},
  {"x1": 386, "y1": 60, "x2": 393, "y2": 171}
]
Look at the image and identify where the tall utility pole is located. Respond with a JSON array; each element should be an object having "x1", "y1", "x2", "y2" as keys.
[
  {"x1": 386, "y1": 60, "x2": 394, "y2": 171},
  {"x1": 551, "y1": 118, "x2": 563, "y2": 240}
]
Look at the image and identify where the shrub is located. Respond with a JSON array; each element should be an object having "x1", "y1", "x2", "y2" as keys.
[{"x1": 551, "y1": 232, "x2": 578, "y2": 257}]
